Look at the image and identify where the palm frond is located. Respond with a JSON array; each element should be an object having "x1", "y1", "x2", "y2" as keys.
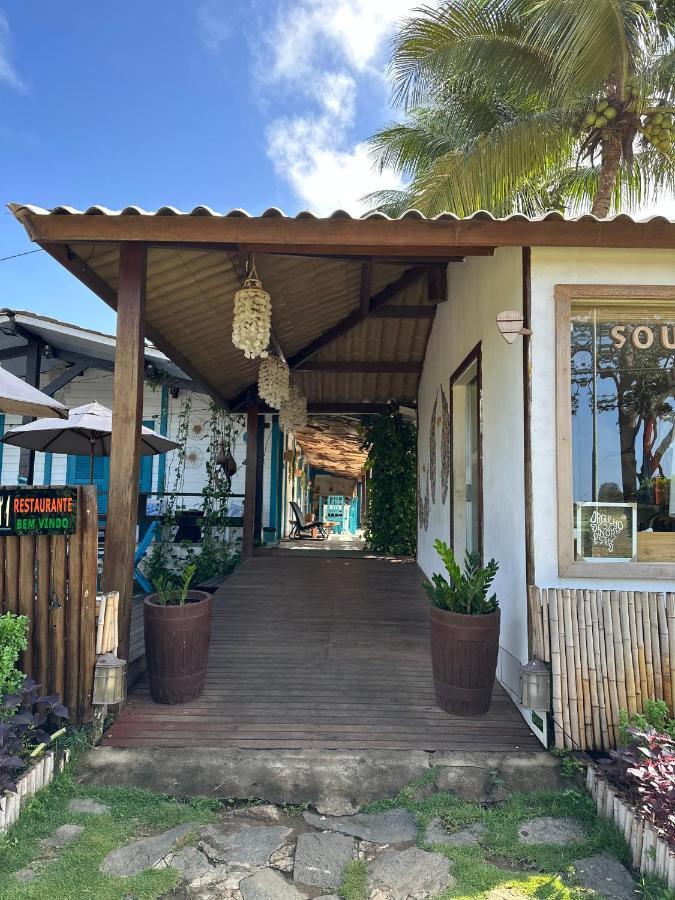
[
  {"x1": 390, "y1": 0, "x2": 555, "y2": 109},
  {"x1": 525, "y1": 0, "x2": 658, "y2": 100},
  {"x1": 397, "y1": 109, "x2": 575, "y2": 217}
]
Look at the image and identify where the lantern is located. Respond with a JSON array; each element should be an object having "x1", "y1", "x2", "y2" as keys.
[
  {"x1": 232, "y1": 259, "x2": 272, "y2": 360},
  {"x1": 258, "y1": 356, "x2": 290, "y2": 409},
  {"x1": 278, "y1": 384, "x2": 307, "y2": 433},
  {"x1": 519, "y1": 658, "x2": 551, "y2": 711},
  {"x1": 92, "y1": 653, "x2": 128, "y2": 706}
]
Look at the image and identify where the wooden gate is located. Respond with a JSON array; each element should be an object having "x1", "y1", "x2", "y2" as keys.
[{"x1": 0, "y1": 485, "x2": 98, "y2": 723}]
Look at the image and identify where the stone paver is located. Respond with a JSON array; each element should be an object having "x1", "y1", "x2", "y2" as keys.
[
  {"x1": 41, "y1": 823, "x2": 84, "y2": 849},
  {"x1": 303, "y1": 808, "x2": 416, "y2": 844},
  {"x1": 240, "y1": 868, "x2": 309, "y2": 899},
  {"x1": 14, "y1": 868, "x2": 37, "y2": 882},
  {"x1": 68, "y1": 798, "x2": 110, "y2": 815},
  {"x1": 233, "y1": 804, "x2": 283, "y2": 823},
  {"x1": 367, "y1": 847, "x2": 455, "y2": 900},
  {"x1": 517, "y1": 816, "x2": 585, "y2": 846},
  {"x1": 100, "y1": 823, "x2": 195, "y2": 876},
  {"x1": 293, "y1": 831, "x2": 354, "y2": 890},
  {"x1": 425, "y1": 817, "x2": 486, "y2": 846},
  {"x1": 198, "y1": 823, "x2": 293, "y2": 869},
  {"x1": 168, "y1": 846, "x2": 215, "y2": 883},
  {"x1": 573, "y1": 853, "x2": 638, "y2": 900}
]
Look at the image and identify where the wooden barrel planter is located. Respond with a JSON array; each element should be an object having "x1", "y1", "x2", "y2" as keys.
[
  {"x1": 430, "y1": 607, "x2": 500, "y2": 716},
  {"x1": 144, "y1": 591, "x2": 213, "y2": 704}
]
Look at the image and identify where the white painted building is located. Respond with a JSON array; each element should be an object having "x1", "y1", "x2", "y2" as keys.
[{"x1": 417, "y1": 244, "x2": 675, "y2": 731}]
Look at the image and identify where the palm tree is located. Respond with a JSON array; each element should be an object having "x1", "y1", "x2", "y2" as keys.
[{"x1": 367, "y1": 0, "x2": 675, "y2": 218}]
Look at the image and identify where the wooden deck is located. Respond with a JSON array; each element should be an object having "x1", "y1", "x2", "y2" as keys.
[{"x1": 103, "y1": 555, "x2": 540, "y2": 751}]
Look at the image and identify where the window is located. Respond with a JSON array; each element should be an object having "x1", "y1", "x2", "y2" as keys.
[
  {"x1": 451, "y1": 345, "x2": 482, "y2": 560},
  {"x1": 556, "y1": 285, "x2": 675, "y2": 576}
]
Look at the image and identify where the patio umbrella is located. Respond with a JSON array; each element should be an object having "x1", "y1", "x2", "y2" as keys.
[
  {"x1": 0, "y1": 367, "x2": 68, "y2": 419},
  {"x1": 0, "y1": 401, "x2": 179, "y2": 482}
]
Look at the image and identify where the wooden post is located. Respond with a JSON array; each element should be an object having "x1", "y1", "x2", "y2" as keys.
[
  {"x1": 102, "y1": 243, "x2": 147, "y2": 661},
  {"x1": 242, "y1": 404, "x2": 259, "y2": 558}
]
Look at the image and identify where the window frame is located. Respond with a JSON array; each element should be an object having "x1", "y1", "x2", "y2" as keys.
[
  {"x1": 555, "y1": 283, "x2": 675, "y2": 578},
  {"x1": 449, "y1": 341, "x2": 483, "y2": 562}
]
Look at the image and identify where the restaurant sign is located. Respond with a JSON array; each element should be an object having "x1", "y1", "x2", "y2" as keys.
[
  {"x1": 576, "y1": 501, "x2": 637, "y2": 562},
  {"x1": 0, "y1": 487, "x2": 78, "y2": 536}
]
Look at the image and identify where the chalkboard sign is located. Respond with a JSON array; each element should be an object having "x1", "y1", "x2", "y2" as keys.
[
  {"x1": 0, "y1": 487, "x2": 78, "y2": 536},
  {"x1": 576, "y1": 501, "x2": 637, "y2": 562}
]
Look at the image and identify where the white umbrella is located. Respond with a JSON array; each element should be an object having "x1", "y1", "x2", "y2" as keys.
[
  {"x1": 1, "y1": 401, "x2": 179, "y2": 482},
  {"x1": 0, "y1": 367, "x2": 68, "y2": 419}
]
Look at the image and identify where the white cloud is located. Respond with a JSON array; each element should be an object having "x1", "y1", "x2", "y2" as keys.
[
  {"x1": 197, "y1": 2, "x2": 232, "y2": 53},
  {"x1": 0, "y1": 12, "x2": 25, "y2": 91},
  {"x1": 267, "y1": 0, "x2": 414, "y2": 81},
  {"x1": 259, "y1": 0, "x2": 415, "y2": 213}
]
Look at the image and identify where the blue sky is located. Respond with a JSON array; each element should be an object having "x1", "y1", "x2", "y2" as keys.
[{"x1": 1, "y1": 1, "x2": 673, "y2": 335}]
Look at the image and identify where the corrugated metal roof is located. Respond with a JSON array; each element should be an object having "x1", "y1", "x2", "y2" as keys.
[{"x1": 9, "y1": 202, "x2": 675, "y2": 224}]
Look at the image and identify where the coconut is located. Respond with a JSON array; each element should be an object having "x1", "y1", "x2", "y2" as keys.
[
  {"x1": 604, "y1": 107, "x2": 618, "y2": 121},
  {"x1": 654, "y1": 113, "x2": 664, "y2": 125},
  {"x1": 662, "y1": 114, "x2": 673, "y2": 127},
  {"x1": 584, "y1": 112, "x2": 597, "y2": 127},
  {"x1": 595, "y1": 115, "x2": 608, "y2": 128},
  {"x1": 596, "y1": 99, "x2": 609, "y2": 112}
]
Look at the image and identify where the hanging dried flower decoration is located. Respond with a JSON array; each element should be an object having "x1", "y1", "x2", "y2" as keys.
[
  {"x1": 258, "y1": 355, "x2": 290, "y2": 410},
  {"x1": 232, "y1": 257, "x2": 271, "y2": 360},
  {"x1": 278, "y1": 383, "x2": 308, "y2": 433}
]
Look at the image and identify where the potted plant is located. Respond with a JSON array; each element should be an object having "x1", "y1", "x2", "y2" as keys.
[
  {"x1": 144, "y1": 563, "x2": 213, "y2": 704},
  {"x1": 654, "y1": 475, "x2": 669, "y2": 507},
  {"x1": 423, "y1": 540, "x2": 500, "y2": 716}
]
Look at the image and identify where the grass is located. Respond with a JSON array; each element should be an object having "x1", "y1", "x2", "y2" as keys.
[
  {"x1": 0, "y1": 765, "x2": 218, "y2": 900},
  {"x1": 341, "y1": 859, "x2": 368, "y2": 900},
  {"x1": 360, "y1": 776, "x2": 671, "y2": 900}
]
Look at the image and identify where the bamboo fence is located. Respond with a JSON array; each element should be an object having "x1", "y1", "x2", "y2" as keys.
[
  {"x1": 587, "y1": 765, "x2": 675, "y2": 889},
  {"x1": 528, "y1": 587, "x2": 675, "y2": 751}
]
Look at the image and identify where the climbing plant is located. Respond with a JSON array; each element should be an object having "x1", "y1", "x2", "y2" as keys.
[
  {"x1": 142, "y1": 394, "x2": 243, "y2": 589},
  {"x1": 361, "y1": 411, "x2": 417, "y2": 556}
]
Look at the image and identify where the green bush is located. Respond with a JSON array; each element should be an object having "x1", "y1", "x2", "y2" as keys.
[
  {"x1": 619, "y1": 698, "x2": 675, "y2": 743},
  {"x1": 0, "y1": 612, "x2": 29, "y2": 695},
  {"x1": 361, "y1": 411, "x2": 417, "y2": 556}
]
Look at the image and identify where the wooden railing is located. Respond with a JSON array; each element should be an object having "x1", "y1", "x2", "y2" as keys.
[
  {"x1": 0, "y1": 485, "x2": 98, "y2": 723},
  {"x1": 529, "y1": 586, "x2": 675, "y2": 751}
]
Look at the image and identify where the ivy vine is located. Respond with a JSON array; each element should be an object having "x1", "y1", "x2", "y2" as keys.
[
  {"x1": 142, "y1": 394, "x2": 243, "y2": 589},
  {"x1": 361, "y1": 411, "x2": 417, "y2": 556}
]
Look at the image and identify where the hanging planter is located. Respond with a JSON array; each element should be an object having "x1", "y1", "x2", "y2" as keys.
[
  {"x1": 279, "y1": 384, "x2": 307, "y2": 433},
  {"x1": 258, "y1": 356, "x2": 290, "y2": 410},
  {"x1": 232, "y1": 259, "x2": 271, "y2": 360}
]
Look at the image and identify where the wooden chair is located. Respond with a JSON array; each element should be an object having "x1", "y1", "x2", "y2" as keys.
[{"x1": 289, "y1": 501, "x2": 328, "y2": 541}]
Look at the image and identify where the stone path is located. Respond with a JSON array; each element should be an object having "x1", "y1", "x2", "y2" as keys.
[{"x1": 10, "y1": 800, "x2": 640, "y2": 900}]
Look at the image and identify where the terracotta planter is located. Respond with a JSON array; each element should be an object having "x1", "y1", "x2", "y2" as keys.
[
  {"x1": 430, "y1": 607, "x2": 500, "y2": 716},
  {"x1": 144, "y1": 591, "x2": 212, "y2": 703}
]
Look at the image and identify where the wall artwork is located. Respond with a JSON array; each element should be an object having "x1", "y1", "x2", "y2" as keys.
[
  {"x1": 418, "y1": 468, "x2": 430, "y2": 531},
  {"x1": 440, "y1": 385, "x2": 450, "y2": 505},
  {"x1": 429, "y1": 393, "x2": 438, "y2": 505}
]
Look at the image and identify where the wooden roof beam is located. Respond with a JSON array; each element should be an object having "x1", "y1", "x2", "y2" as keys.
[
  {"x1": 369, "y1": 305, "x2": 435, "y2": 318},
  {"x1": 13, "y1": 206, "x2": 675, "y2": 249},
  {"x1": 307, "y1": 402, "x2": 395, "y2": 414}
]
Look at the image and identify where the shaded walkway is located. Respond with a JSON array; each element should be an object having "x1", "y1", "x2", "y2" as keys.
[{"x1": 104, "y1": 555, "x2": 540, "y2": 751}]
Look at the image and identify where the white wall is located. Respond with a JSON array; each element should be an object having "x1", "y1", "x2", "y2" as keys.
[
  {"x1": 531, "y1": 247, "x2": 675, "y2": 590},
  {"x1": 418, "y1": 247, "x2": 528, "y2": 698}
]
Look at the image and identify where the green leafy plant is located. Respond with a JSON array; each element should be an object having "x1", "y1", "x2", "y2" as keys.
[
  {"x1": 619, "y1": 698, "x2": 675, "y2": 744},
  {"x1": 152, "y1": 563, "x2": 197, "y2": 607},
  {"x1": 0, "y1": 613, "x2": 29, "y2": 697},
  {"x1": 422, "y1": 539, "x2": 498, "y2": 614},
  {"x1": 361, "y1": 410, "x2": 417, "y2": 556}
]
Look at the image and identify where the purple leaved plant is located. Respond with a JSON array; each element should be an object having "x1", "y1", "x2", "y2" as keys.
[{"x1": 0, "y1": 676, "x2": 68, "y2": 794}]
